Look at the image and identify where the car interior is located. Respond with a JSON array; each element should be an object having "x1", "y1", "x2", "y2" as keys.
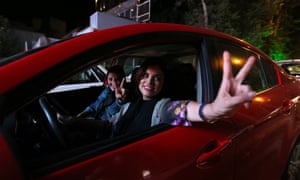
[{"x1": 3, "y1": 43, "x2": 200, "y2": 174}]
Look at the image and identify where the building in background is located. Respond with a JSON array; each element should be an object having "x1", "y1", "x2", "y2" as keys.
[
  {"x1": 75, "y1": 0, "x2": 151, "y2": 36},
  {"x1": 11, "y1": 17, "x2": 65, "y2": 51},
  {"x1": 11, "y1": 0, "x2": 151, "y2": 51}
]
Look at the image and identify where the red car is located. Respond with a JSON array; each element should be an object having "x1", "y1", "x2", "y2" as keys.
[{"x1": 0, "y1": 23, "x2": 299, "y2": 180}]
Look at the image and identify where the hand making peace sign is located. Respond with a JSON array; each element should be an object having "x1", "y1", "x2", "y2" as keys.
[
  {"x1": 187, "y1": 51, "x2": 256, "y2": 123},
  {"x1": 115, "y1": 78, "x2": 127, "y2": 104}
]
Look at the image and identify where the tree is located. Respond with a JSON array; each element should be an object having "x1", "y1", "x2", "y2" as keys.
[
  {"x1": 151, "y1": 0, "x2": 300, "y2": 60},
  {"x1": 0, "y1": 16, "x2": 21, "y2": 58},
  {"x1": 253, "y1": 0, "x2": 290, "y2": 60},
  {"x1": 281, "y1": 0, "x2": 300, "y2": 58},
  {"x1": 151, "y1": 0, "x2": 188, "y2": 23}
]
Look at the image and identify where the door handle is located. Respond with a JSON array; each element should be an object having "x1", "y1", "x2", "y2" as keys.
[
  {"x1": 281, "y1": 100, "x2": 293, "y2": 113},
  {"x1": 196, "y1": 139, "x2": 231, "y2": 168}
]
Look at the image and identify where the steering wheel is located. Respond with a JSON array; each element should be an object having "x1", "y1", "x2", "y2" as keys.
[{"x1": 38, "y1": 96, "x2": 67, "y2": 148}]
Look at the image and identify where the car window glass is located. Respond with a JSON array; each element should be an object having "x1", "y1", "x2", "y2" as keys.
[
  {"x1": 282, "y1": 64, "x2": 300, "y2": 75},
  {"x1": 230, "y1": 53, "x2": 266, "y2": 92},
  {"x1": 62, "y1": 69, "x2": 98, "y2": 84},
  {"x1": 207, "y1": 38, "x2": 266, "y2": 93},
  {"x1": 62, "y1": 65, "x2": 106, "y2": 84},
  {"x1": 92, "y1": 65, "x2": 107, "y2": 80},
  {"x1": 260, "y1": 57, "x2": 278, "y2": 87}
]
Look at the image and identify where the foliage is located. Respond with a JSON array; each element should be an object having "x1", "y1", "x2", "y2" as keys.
[
  {"x1": 151, "y1": 0, "x2": 188, "y2": 23},
  {"x1": 0, "y1": 16, "x2": 21, "y2": 58},
  {"x1": 151, "y1": 0, "x2": 300, "y2": 60}
]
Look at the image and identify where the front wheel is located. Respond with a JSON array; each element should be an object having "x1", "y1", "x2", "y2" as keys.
[{"x1": 283, "y1": 141, "x2": 300, "y2": 180}]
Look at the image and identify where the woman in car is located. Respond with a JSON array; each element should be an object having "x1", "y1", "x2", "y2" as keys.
[
  {"x1": 111, "y1": 51, "x2": 256, "y2": 136},
  {"x1": 64, "y1": 51, "x2": 256, "y2": 139}
]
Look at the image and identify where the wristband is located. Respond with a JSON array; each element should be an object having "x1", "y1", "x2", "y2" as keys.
[{"x1": 198, "y1": 103, "x2": 207, "y2": 121}]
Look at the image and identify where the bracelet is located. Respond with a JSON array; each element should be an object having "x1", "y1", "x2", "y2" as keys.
[{"x1": 198, "y1": 103, "x2": 207, "y2": 121}]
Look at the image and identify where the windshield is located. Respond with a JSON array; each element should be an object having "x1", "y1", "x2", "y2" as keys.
[{"x1": 281, "y1": 64, "x2": 300, "y2": 75}]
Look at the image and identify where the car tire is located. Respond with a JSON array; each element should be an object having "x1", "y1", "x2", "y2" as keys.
[{"x1": 283, "y1": 139, "x2": 300, "y2": 180}]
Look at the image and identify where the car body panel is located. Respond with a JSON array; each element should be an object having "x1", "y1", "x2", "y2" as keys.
[
  {"x1": 233, "y1": 85, "x2": 300, "y2": 179},
  {"x1": 39, "y1": 125, "x2": 237, "y2": 180}
]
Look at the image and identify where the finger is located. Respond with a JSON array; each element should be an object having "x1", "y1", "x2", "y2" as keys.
[
  {"x1": 222, "y1": 51, "x2": 232, "y2": 81},
  {"x1": 228, "y1": 86, "x2": 256, "y2": 106},
  {"x1": 120, "y1": 78, "x2": 125, "y2": 88},
  {"x1": 115, "y1": 88, "x2": 124, "y2": 99},
  {"x1": 235, "y1": 56, "x2": 256, "y2": 83},
  {"x1": 218, "y1": 51, "x2": 232, "y2": 95}
]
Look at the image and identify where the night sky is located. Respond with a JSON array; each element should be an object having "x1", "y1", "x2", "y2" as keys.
[{"x1": 0, "y1": 0, "x2": 96, "y2": 30}]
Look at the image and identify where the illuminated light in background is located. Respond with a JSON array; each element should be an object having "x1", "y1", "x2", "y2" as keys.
[
  {"x1": 231, "y1": 57, "x2": 244, "y2": 66},
  {"x1": 95, "y1": 0, "x2": 98, "y2": 11},
  {"x1": 100, "y1": 3, "x2": 106, "y2": 11}
]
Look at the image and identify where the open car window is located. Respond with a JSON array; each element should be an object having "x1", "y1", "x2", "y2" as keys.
[{"x1": 7, "y1": 43, "x2": 200, "y2": 174}]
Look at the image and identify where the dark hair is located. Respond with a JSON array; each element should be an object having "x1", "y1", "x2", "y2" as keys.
[
  {"x1": 106, "y1": 65, "x2": 125, "y2": 79},
  {"x1": 142, "y1": 57, "x2": 166, "y2": 70}
]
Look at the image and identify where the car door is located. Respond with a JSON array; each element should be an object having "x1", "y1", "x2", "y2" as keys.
[
  {"x1": 205, "y1": 38, "x2": 299, "y2": 179},
  {"x1": 20, "y1": 40, "x2": 239, "y2": 179},
  {"x1": 0, "y1": 134, "x2": 23, "y2": 180},
  {"x1": 35, "y1": 125, "x2": 238, "y2": 180},
  {"x1": 232, "y1": 66, "x2": 298, "y2": 179}
]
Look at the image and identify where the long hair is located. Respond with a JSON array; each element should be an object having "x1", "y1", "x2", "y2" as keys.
[{"x1": 113, "y1": 58, "x2": 168, "y2": 136}]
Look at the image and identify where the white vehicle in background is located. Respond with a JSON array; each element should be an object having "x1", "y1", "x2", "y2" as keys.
[
  {"x1": 276, "y1": 59, "x2": 300, "y2": 80},
  {"x1": 49, "y1": 65, "x2": 107, "y2": 93},
  {"x1": 48, "y1": 59, "x2": 140, "y2": 94}
]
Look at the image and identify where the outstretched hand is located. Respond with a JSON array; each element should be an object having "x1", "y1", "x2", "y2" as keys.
[
  {"x1": 115, "y1": 78, "x2": 127, "y2": 103},
  {"x1": 185, "y1": 51, "x2": 256, "y2": 123},
  {"x1": 205, "y1": 51, "x2": 256, "y2": 122}
]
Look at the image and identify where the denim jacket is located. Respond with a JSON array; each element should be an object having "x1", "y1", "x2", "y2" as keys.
[{"x1": 83, "y1": 87, "x2": 122, "y2": 120}]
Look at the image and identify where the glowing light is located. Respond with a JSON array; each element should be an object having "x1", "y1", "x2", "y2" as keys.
[
  {"x1": 95, "y1": 0, "x2": 98, "y2": 11},
  {"x1": 231, "y1": 57, "x2": 244, "y2": 66},
  {"x1": 252, "y1": 96, "x2": 271, "y2": 103},
  {"x1": 253, "y1": 97, "x2": 264, "y2": 102}
]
